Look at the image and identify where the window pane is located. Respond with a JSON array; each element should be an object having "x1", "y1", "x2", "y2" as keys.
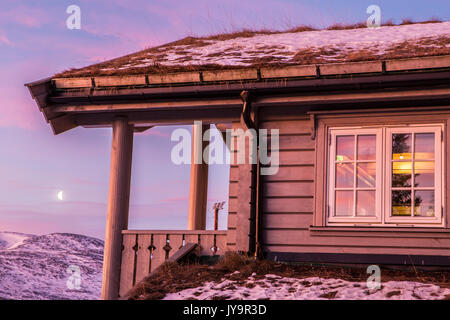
[
  {"x1": 392, "y1": 162, "x2": 412, "y2": 187},
  {"x1": 414, "y1": 161, "x2": 434, "y2": 187},
  {"x1": 415, "y1": 133, "x2": 434, "y2": 160},
  {"x1": 336, "y1": 136, "x2": 354, "y2": 161},
  {"x1": 356, "y1": 191, "x2": 376, "y2": 216},
  {"x1": 335, "y1": 191, "x2": 353, "y2": 216},
  {"x1": 336, "y1": 163, "x2": 354, "y2": 188},
  {"x1": 414, "y1": 191, "x2": 435, "y2": 217},
  {"x1": 357, "y1": 163, "x2": 376, "y2": 187},
  {"x1": 392, "y1": 190, "x2": 411, "y2": 216},
  {"x1": 392, "y1": 134, "x2": 412, "y2": 160},
  {"x1": 357, "y1": 135, "x2": 376, "y2": 160}
]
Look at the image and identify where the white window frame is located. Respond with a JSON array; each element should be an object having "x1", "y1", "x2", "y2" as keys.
[
  {"x1": 327, "y1": 124, "x2": 444, "y2": 227},
  {"x1": 384, "y1": 125, "x2": 443, "y2": 225},
  {"x1": 328, "y1": 128, "x2": 383, "y2": 224}
]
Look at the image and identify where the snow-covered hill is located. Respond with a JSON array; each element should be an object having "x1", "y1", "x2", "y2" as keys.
[
  {"x1": 0, "y1": 231, "x2": 103, "y2": 300},
  {"x1": 0, "y1": 232, "x2": 30, "y2": 250}
]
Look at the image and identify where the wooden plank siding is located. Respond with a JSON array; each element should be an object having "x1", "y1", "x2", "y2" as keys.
[
  {"x1": 263, "y1": 245, "x2": 450, "y2": 256},
  {"x1": 224, "y1": 111, "x2": 450, "y2": 261},
  {"x1": 227, "y1": 184, "x2": 238, "y2": 251},
  {"x1": 263, "y1": 229, "x2": 450, "y2": 248},
  {"x1": 259, "y1": 118, "x2": 316, "y2": 254},
  {"x1": 227, "y1": 164, "x2": 238, "y2": 251},
  {"x1": 251, "y1": 114, "x2": 450, "y2": 260},
  {"x1": 226, "y1": 121, "x2": 248, "y2": 251}
]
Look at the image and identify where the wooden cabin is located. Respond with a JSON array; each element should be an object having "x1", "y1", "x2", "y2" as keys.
[{"x1": 26, "y1": 22, "x2": 450, "y2": 299}]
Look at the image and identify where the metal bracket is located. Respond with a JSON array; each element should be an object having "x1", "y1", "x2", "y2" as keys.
[{"x1": 240, "y1": 90, "x2": 254, "y2": 130}]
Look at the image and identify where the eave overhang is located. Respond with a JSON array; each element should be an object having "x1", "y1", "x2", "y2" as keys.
[{"x1": 26, "y1": 55, "x2": 450, "y2": 134}]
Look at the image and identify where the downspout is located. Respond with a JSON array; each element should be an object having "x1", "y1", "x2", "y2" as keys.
[{"x1": 240, "y1": 91, "x2": 263, "y2": 259}]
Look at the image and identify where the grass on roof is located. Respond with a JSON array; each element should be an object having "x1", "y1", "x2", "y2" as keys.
[{"x1": 55, "y1": 18, "x2": 448, "y2": 78}]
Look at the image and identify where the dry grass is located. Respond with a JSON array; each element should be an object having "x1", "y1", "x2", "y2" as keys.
[
  {"x1": 124, "y1": 252, "x2": 450, "y2": 300},
  {"x1": 203, "y1": 28, "x2": 278, "y2": 41},
  {"x1": 285, "y1": 25, "x2": 317, "y2": 33},
  {"x1": 291, "y1": 35, "x2": 450, "y2": 65},
  {"x1": 55, "y1": 19, "x2": 448, "y2": 78},
  {"x1": 323, "y1": 18, "x2": 443, "y2": 30},
  {"x1": 326, "y1": 22, "x2": 367, "y2": 30},
  {"x1": 400, "y1": 18, "x2": 415, "y2": 25},
  {"x1": 161, "y1": 36, "x2": 210, "y2": 48},
  {"x1": 383, "y1": 19, "x2": 396, "y2": 27}
]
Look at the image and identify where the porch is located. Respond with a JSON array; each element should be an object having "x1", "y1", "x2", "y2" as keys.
[{"x1": 101, "y1": 119, "x2": 232, "y2": 300}]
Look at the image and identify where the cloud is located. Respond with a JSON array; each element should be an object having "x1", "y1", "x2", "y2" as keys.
[
  {"x1": 69, "y1": 177, "x2": 104, "y2": 187},
  {"x1": 162, "y1": 196, "x2": 189, "y2": 202},
  {"x1": 0, "y1": 34, "x2": 12, "y2": 46},
  {"x1": 0, "y1": 86, "x2": 43, "y2": 129},
  {"x1": 0, "y1": 207, "x2": 106, "y2": 238},
  {"x1": 0, "y1": 5, "x2": 50, "y2": 28}
]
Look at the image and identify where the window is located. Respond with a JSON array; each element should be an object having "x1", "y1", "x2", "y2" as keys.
[{"x1": 328, "y1": 125, "x2": 443, "y2": 226}]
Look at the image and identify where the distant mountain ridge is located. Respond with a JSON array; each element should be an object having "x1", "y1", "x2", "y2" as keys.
[{"x1": 0, "y1": 232, "x2": 103, "y2": 300}]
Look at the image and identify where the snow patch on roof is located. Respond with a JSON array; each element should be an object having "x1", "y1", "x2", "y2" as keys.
[
  {"x1": 152, "y1": 22, "x2": 450, "y2": 67},
  {"x1": 60, "y1": 22, "x2": 450, "y2": 77}
]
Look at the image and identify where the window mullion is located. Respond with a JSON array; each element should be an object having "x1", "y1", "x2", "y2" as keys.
[
  {"x1": 381, "y1": 127, "x2": 386, "y2": 224},
  {"x1": 353, "y1": 135, "x2": 357, "y2": 217},
  {"x1": 411, "y1": 133, "x2": 415, "y2": 217}
]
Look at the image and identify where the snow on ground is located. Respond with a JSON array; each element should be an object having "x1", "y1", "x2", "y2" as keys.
[
  {"x1": 0, "y1": 232, "x2": 103, "y2": 300},
  {"x1": 0, "y1": 231, "x2": 31, "y2": 250},
  {"x1": 120, "y1": 22, "x2": 450, "y2": 69},
  {"x1": 164, "y1": 273, "x2": 450, "y2": 300}
]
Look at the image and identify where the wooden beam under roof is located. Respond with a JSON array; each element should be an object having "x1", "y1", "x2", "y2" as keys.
[
  {"x1": 52, "y1": 98, "x2": 242, "y2": 113},
  {"x1": 53, "y1": 87, "x2": 450, "y2": 114},
  {"x1": 74, "y1": 108, "x2": 241, "y2": 127}
]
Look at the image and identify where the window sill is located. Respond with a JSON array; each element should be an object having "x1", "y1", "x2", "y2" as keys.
[{"x1": 309, "y1": 225, "x2": 450, "y2": 238}]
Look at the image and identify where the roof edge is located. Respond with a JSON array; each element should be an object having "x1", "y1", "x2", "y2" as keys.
[
  {"x1": 25, "y1": 77, "x2": 78, "y2": 135},
  {"x1": 51, "y1": 55, "x2": 450, "y2": 89}
]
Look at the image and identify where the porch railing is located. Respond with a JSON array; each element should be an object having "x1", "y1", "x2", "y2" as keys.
[{"x1": 119, "y1": 230, "x2": 228, "y2": 297}]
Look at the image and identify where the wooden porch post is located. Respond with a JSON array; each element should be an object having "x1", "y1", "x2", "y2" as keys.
[
  {"x1": 101, "y1": 117, "x2": 134, "y2": 300},
  {"x1": 187, "y1": 123, "x2": 209, "y2": 230}
]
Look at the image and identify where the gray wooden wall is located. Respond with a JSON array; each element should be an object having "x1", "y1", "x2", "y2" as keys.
[{"x1": 226, "y1": 110, "x2": 450, "y2": 258}]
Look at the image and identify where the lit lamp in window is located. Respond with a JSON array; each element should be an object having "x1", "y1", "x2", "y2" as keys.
[{"x1": 392, "y1": 152, "x2": 411, "y2": 160}]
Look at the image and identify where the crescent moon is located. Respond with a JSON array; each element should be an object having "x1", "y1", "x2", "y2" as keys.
[{"x1": 57, "y1": 191, "x2": 64, "y2": 201}]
